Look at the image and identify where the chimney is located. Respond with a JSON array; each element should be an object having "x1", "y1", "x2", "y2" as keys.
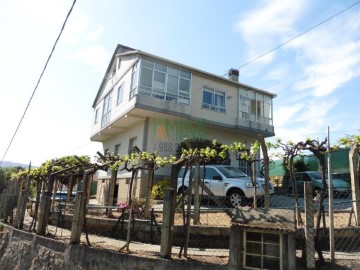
[{"x1": 228, "y1": 68, "x2": 239, "y2": 82}]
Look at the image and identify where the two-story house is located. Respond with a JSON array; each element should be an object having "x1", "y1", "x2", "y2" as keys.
[{"x1": 90, "y1": 44, "x2": 276, "y2": 202}]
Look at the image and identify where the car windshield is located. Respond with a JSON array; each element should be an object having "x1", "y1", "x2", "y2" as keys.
[
  {"x1": 308, "y1": 171, "x2": 327, "y2": 179},
  {"x1": 216, "y1": 166, "x2": 247, "y2": 178}
]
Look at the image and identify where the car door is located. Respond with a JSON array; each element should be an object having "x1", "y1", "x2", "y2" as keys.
[{"x1": 205, "y1": 167, "x2": 224, "y2": 196}]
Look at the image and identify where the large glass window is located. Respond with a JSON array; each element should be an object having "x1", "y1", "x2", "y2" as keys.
[
  {"x1": 244, "y1": 231, "x2": 281, "y2": 270},
  {"x1": 239, "y1": 89, "x2": 273, "y2": 125},
  {"x1": 202, "y1": 87, "x2": 226, "y2": 113},
  {"x1": 134, "y1": 59, "x2": 191, "y2": 105},
  {"x1": 101, "y1": 91, "x2": 112, "y2": 128}
]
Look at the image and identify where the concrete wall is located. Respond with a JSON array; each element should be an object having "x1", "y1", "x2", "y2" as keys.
[{"x1": 0, "y1": 223, "x2": 226, "y2": 270}]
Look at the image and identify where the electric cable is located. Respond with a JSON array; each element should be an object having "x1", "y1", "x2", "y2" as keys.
[{"x1": 0, "y1": 0, "x2": 77, "y2": 167}]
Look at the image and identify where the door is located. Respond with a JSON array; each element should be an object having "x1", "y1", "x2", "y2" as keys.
[{"x1": 205, "y1": 167, "x2": 224, "y2": 196}]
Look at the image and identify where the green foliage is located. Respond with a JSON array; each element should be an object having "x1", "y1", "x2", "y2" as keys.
[
  {"x1": 0, "y1": 167, "x2": 24, "y2": 191},
  {"x1": 151, "y1": 177, "x2": 170, "y2": 200},
  {"x1": 175, "y1": 138, "x2": 230, "y2": 164},
  {"x1": 0, "y1": 223, "x2": 3, "y2": 231},
  {"x1": 293, "y1": 158, "x2": 310, "y2": 172}
]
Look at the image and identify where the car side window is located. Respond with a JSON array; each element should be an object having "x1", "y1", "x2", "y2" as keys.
[{"x1": 205, "y1": 168, "x2": 222, "y2": 180}]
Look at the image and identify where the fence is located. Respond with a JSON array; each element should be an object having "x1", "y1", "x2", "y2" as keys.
[{"x1": 1, "y1": 185, "x2": 360, "y2": 268}]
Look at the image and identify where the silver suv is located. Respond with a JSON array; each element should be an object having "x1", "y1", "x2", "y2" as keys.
[{"x1": 177, "y1": 165, "x2": 274, "y2": 207}]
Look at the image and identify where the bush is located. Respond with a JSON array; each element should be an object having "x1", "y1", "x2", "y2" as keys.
[
  {"x1": 0, "y1": 223, "x2": 4, "y2": 232},
  {"x1": 116, "y1": 198, "x2": 145, "y2": 213},
  {"x1": 151, "y1": 177, "x2": 170, "y2": 200}
]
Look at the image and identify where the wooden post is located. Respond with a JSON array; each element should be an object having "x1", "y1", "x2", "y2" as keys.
[
  {"x1": 349, "y1": 146, "x2": 360, "y2": 225},
  {"x1": 70, "y1": 191, "x2": 85, "y2": 244},
  {"x1": 160, "y1": 188, "x2": 175, "y2": 258},
  {"x1": 305, "y1": 182, "x2": 315, "y2": 270},
  {"x1": 37, "y1": 175, "x2": 56, "y2": 235}
]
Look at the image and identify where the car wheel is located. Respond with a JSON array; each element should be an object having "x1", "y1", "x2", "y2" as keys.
[{"x1": 228, "y1": 189, "x2": 246, "y2": 208}]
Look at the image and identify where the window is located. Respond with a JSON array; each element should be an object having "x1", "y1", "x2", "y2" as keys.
[
  {"x1": 238, "y1": 158, "x2": 250, "y2": 176},
  {"x1": 202, "y1": 87, "x2": 226, "y2": 113},
  {"x1": 114, "y1": 144, "x2": 121, "y2": 155},
  {"x1": 101, "y1": 91, "x2": 112, "y2": 128},
  {"x1": 94, "y1": 107, "x2": 100, "y2": 124},
  {"x1": 239, "y1": 90, "x2": 273, "y2": 125},
  {"x1": 128, "y1": 137, "x2": 137, "y2": 154},
  {"x1": 244, "y1": 231, "x2": 281, "y2": 270},
  {"x1": 117, "y1": 83, "x2": 124, "y2": 105},
  {"x1": 135, "y1": 58, "x2": 191, "y2": 105}
]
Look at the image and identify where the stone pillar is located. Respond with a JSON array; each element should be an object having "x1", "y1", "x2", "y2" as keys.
[
  {"x1": 160, "y1": 188, "x2": 175, "y2": 258},
  {"x1": 70, "y1": 191, "x2": 85, "y2": 244},
  {"x1": 349, "y1": 146, "x2": 360, "y2": 225},
  {"x1": 305, "y1": 182, "x2": 315, "y2": 269}
]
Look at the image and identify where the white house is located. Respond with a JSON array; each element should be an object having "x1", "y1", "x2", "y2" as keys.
[{"x1": 90, "y1": 44, "x2": 276, "y2": 202}]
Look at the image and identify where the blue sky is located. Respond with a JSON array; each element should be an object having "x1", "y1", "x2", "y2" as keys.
[{"x1": 0, "y1": 0, "x2": 360, "y2": 166}]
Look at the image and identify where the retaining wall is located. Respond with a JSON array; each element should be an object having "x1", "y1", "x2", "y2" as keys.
[{"x1": 0, "y1": 223, "x2": 227, "y2": 270}]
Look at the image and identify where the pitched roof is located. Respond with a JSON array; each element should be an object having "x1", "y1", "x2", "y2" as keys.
[{"x1": 231, "y1": 207, "x2": 297, "y2": 232}]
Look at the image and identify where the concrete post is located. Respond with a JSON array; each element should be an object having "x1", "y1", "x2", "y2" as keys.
[
  {"x1": 305, "y1": 182, "x2": 315, "y2": 269},
  {"x1": 0, "y1": 189, "x2": 6, "y2": 219},
  {"x1": 70, "y1": 191, "x2": 85, "y2": 244},
  {"x1": 160, "y1": 188, "x2": 175, "y2": 258},
  {"x1": 228, "y1": 226, "x2": 243, "y2": 270},
  {"x1": 37, "y1": 175, "x2": 55, "y2": 235},
  {"x1": 14, "y1": 178, "x2": 30, "y2": 229},
  {"x1": 106, "y1": 170, "x2": 117, "y2": 218},
  {"x1": 193, "y1": 161, "x2": 200, "y2": 225},
  {"x1": 4, "y1": 181, "x2": 18, "y2": 224}
]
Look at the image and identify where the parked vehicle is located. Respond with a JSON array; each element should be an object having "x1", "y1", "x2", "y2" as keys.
[
  {"x1": 288, "y1": 171, "x2": 351, "y2": 197},
  {"x1": 177, "y1": 165, "x2": 275, "y2": 207}
]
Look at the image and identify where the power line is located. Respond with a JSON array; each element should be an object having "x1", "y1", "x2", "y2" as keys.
[
  {"x1": 0, "y1": 0, "x2": 77, "y2": 167},
  {"x1": 238, "y1": 0, "x2": 360, "y2": 70}
]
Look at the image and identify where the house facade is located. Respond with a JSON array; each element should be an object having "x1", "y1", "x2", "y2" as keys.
[{"x1": 90, "y1": 44, "x2": 276, "y2": 202}]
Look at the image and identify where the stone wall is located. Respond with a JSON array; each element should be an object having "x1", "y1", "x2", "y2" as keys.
[{"x1": 0, "y1": 223, "x2": 226, "y2": 270}]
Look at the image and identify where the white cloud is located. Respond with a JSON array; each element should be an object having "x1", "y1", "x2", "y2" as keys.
[
  {"x1": 87, "y1": 26, "x2": 104, "y2": 41},
  {"x1": 235, "y1": 0, "x2": 307, "y2": 65},
  {"x1": 273, "y1": 104, "x2": 304, "y2": 127},
  {"x1": 72, "y1": 45, "x2": 110, "y2": 73},
  {"x1": 291, "y1": 12, "x2": 360, "y2": 97}
]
